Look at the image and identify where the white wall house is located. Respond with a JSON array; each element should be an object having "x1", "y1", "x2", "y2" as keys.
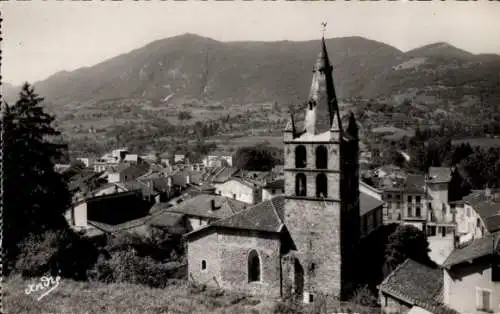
[{"x1": 214, "y1": 178, "x2": 260, "y2": 205}]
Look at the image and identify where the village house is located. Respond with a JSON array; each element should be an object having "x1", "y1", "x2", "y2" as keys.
[
  {"x1": 148, "y1": 194, "x2": 248, "y2": 232},
  {"x1": 261, "y1": 179, "x2": 285, "y2": 201},
  {"x1": 174, "y1": 154, "x2": 186, "y2": 164},
  {"x1": 202, "y1": 153, "x2": 234, "y2": 168},
  {"x1": 426, "y1": 167, "x2": 452, "y2": 223},
  {"x1": 452, "y1": 189, "x2": 500, "y2": 244},
  {"x1": 65, "y1": 190, "x2": 151, "y2": 230},
  {"x1": 375, "y1": 169, "x2": 456, "y2": 240},
  {"x1": 76, "y1": 157, "x2": 95, "y2": 168},
  {"x1": 378, "y1": 259, "x2": 460, "y2": 314},
  {"x1": 184, "y1": 37, "x2": 382, "y2": 302},
  {"x1": 441, "y1": 232, "x2": 500, "y2": 314},
  {"x1": 123, "y1": 153, "x2": 141, "y2": 164},
  {"x1": 106, "y1": 162, "x2": 150, "y2": 183},
  {"x1": 213, "y1": 177, "x2": 262, "y2": 205}
]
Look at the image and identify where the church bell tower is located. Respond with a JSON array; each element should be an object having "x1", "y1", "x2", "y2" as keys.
[{"x1": 282, "y1": 28, "x2": 360, "y2": 302}]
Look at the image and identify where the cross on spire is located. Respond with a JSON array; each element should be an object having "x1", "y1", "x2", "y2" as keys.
[{"x1": 321, "y1": 22, "x2": 327, "y2": 38}]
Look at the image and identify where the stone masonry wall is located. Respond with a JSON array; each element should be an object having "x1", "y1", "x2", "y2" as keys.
[
  {"x1": 187, "y1": 231, "x2": 221, "y2": 288},
  {"x1": 218, "y1": 231, "x2": 282, "y2": 297},
  {"x1": 283, "y1": 198, "x2": 342, "y2": 298}
]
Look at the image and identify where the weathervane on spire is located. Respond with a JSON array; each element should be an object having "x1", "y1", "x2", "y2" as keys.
[{"x1": 321, "y1": 22, "x2": 327, "y2": 38}]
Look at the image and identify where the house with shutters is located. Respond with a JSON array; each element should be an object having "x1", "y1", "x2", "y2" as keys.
[{"x1": 441, "y1": 232, "x2": 500, "y2": 314}]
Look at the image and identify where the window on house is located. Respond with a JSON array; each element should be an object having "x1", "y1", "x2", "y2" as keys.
[
  {"x1": 233, "y1": 194, "x2": 236, "y2": 199},
  {"x1": 309, "y1": 294, "x2": 314, "y2": 303},
  {"x1": 416, "y1": 196, "x2": 421, "y2": 203},
  {"x1": 316, "y1": 173, "x2": 328, "y2": 198},
  {"x1": 467, "y1": 207, "x2": 471, "y2": 217},
  {"x1": 395, "y1": 195, "x2": 401, "y2": 200},
  {"x1": 295, "y1": 146, "x2": 307, "y2": 169},
  {"x1": 271, "y1": 189, "x2": 276, "y2": 194},
  {"x1": 315, "y1": 145, "x2": 328, "y2": 169},
  {"x1": 295, "y1": 173, "x2": 307, "y2": 197},
  {"x1": 407, "y1": 195, "x2": 412, "y2": 203},
  {"x1": 387, "y1": 194, "x2": 392, "y2": 199},
  {"x1": 476, "y1": 288, "x2": 492, "y2": 312},
  {"x1": 248, "y1": 250, "x2": 261, "y2": 282},
  {"x1": 201, "y1": 260, "x2": 206, "y2": 270},
  {"x1": 408, "y1": 207, "x2": 413, "y2": 217},
  {"x1": 416, "y1": 206, "x2": 421, "y2": 217}
]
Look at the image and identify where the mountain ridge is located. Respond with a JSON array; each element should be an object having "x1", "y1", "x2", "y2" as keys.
[{"x1": 3, "y1": 33, "x2": 500, "y2": 112}]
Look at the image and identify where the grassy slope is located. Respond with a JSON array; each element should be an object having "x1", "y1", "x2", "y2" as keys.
[
  {"x1": 4, "y1": 276, "x2": 379, "y2": 314},
  {"x1": 4, "y1": 276, "x2": 273, "y2": 314}
]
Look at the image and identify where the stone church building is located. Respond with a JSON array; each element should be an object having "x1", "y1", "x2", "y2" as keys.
[{"x1": 185, "y1": 36, "x2": 379, "y2": 302}]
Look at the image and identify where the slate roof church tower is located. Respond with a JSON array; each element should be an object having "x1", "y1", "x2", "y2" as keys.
[{"x1": 282, "y1": 35, "x2": 360, "y2": 301}]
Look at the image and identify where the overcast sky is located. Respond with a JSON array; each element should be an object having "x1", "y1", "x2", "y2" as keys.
[{"x1": 2, "y1": 1, "x2": 500, "y2": 85}]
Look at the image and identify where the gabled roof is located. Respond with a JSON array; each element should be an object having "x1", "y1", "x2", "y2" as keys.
[
  {"x1": 162, "y1": 194, "x2": 248, "y2": 219},
  {"x1": 360, "y1": 191, "x2": 385, "y2": 216},
  {"x1": 442, "y1": 231, "x2": 499, "y2": 268},
  {"x1": 212, "y1": 196, "x2": 284, "y2": 232},
  {"x1": 378, "y1": 259, "x2": 459, "y2": 314},
  {"x1": 148, "y1": 212, "x2": 185, "y2": 228},
  {"x1": 428, "y1": 167, "x2": 452, "y2": 183},
  {"x1": 463, "y1": 191, "x2": 500, "y2": 233},
  {"x1": 185, "y1": 196, "x2": 285, "y2": 239}
]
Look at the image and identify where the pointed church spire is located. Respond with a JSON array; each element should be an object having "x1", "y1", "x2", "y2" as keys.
[
  {"x1": 346, "y1": 111, "x2": 358, "y2": 139},
  {"x1": 304, "y1": 27, "x2": 342, "y2": 135}
]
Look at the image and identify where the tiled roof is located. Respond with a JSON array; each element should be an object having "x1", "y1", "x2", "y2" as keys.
[
  {"x1": 442, "y1": 231, "x2": 499, "y2": 268},
  {"x1": 185, "y1": 196, "x2": 284, "y2": 238},
  {"x1": 360, "y1": 191, "x2": 384, "y2": 216},
  {"x1": 108, "y1": 163, "x2": 131, "y2": 173},
  {"x1": 68, "y1": 169, "x2": 102, "y2": 191},
  {"x1": 378, "y1": 259, "x2": 459, "y2": 314},
  {"x1": 463, "y1": 191, "x2": 500, "y2": 233},
  {"x1": 212, "y1": 196, "x2": 284, "y2": 233},
  {"x1": 405, "y1": 174, "x2": 426, "y2": 194},
  {"x1": 164, "y1": 194, "x2": 248, "y2": 219},
  {"x1": 263, "y1": 179, "x2": 285, "y2": 189},
  {"x1": 148, "y1": 212, "x2": 185, "y2": 228},
  {"x1": 428, "y1": 167, "x2": 452, "y2": 183}
]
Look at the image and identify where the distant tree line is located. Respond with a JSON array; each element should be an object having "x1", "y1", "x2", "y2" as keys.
[{"x1": 379, "y1": 124, "x2": 500, "y2": 191}]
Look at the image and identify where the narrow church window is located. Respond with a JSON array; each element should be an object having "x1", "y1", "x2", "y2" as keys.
[
  {"x1": 309, "y1": 294, "x2": 314, "y2": 303},
  {"x1": 315, "y1": 146, "x2": 328, "y2": 169},
  {"x1": 201, "y1": 260, "x2": 206, "y2": 270},
  {"x1": 248, "y1": 250, "x2": 261, "y2": 282},
  {"x1": 316, "y1": 173, "x2": 328, "y2": 198},
  {"x1": 295, "y1": 145, "x2": 307, "y2": 168},
  {"x1": 295, "y1": 173, "x2": 307, "y2": 196}
]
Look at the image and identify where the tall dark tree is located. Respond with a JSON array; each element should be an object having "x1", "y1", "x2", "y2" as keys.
[
  {"x1": 3, "y1": 83, "x2": 71, "y2": 272},
  {"x1": 383, "y1": 225, "x2": 436, "y2": 277},
  {"x1": 234, "y1": 145, "x2": 277, "y2": 171}
]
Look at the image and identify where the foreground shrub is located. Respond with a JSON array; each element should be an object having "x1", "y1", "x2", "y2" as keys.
[
  {"x1": 14, "y1": 229, "x2": 99, "y2": 280},
  {"x1": 88, "y1": 248, "x2": 186, "y2": 288}
]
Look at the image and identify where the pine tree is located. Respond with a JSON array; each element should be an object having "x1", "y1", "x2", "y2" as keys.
[{"x1": 3, "y1": 83, "x2": 71, "y2": 271}]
